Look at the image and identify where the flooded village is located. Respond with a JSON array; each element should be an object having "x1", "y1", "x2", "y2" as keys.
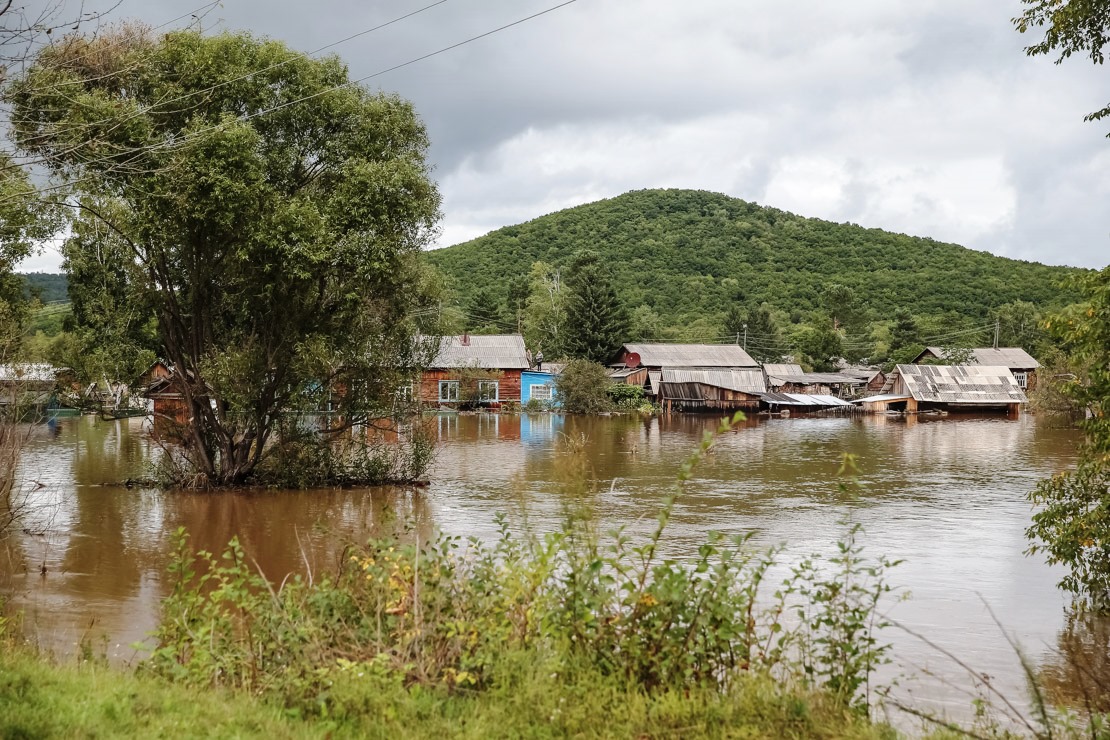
[{"x1": 3, "y1": 0, "x2": 1110, "y2": 738}]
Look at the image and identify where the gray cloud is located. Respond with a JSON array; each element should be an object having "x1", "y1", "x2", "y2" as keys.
[{"x1": 11, "y1": 0, "x2": 1110, "y2": 271}]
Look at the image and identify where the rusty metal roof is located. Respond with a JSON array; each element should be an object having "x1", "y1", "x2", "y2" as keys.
[
  {"x1": 430, "y1": 335, "x2": 530, "y2": 369},
  {"x1": 921, "y1": 347, "x2": 1040, "y2": 369},
  {"x1": 621, "y1": 343, "x2": 758, "y2": 368},
  {"x1": 661, "y1": 368, "x2": 767, "y2": 394},
  {"x1": 893, "y1": 364, "x2": 1027, "y2": 404}
]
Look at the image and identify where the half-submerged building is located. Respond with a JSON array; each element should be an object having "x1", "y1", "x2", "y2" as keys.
[{"x1": 854, "y1": 364, "x2": 1026, "y2": 415}]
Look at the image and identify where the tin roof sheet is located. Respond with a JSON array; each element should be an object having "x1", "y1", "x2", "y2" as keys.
[
  {"x1": 762, "y1": 392, "x2": 852, "y2": 407},
  {"x1": 661, "y1": 368, "x2": 767, "y2": 393},
  {"x1": 894, "y1": 364, "x2": 1027, "y2": 404},
  {"x1": 621, "y1": 343, "x2": 757, "y2": 368},
  {"x1": 921, "y1": 347, "x2": 1040, "y2": 369},
  {"x1": 430, "y1": 335, "x2": 530, "y2": 369}
]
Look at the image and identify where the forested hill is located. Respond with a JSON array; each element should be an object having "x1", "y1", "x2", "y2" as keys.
[{"x1": 425, "y1": 189, "x2": 1079, "y2": 324}]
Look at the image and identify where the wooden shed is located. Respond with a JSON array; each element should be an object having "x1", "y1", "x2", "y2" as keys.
[
  {"x1": 658, "y1": 368, "x2": 767, "y2": 411},
  {"x1": 854, "y1": 364, "x2": 1027, "y2": 414},
  {"x1": 913, "y1": 347, "x2": 1040, "y2": 391}
]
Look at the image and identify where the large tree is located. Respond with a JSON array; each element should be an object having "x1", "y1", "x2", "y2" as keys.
[
  {"x1": 7, "y1": 29, "x2": 441, "y2": 485},
  {"x1": 562, "y1": 250, "x2": 629, "y2": 364}
]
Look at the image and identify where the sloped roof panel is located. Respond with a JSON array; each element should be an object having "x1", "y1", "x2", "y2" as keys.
[
  {"x1": 893, "y1": 364, "x2": 1027, "y2": 404},
  {"x1": 431, "y1": 335, "x2": 530, "y2": 369},
  {"x1": 922, "y1": 347, "x2": 1040, "y2": 369},
  {"x1": 622, "y1": 343, "x2": 757, "y2": 368},
  {"x1": 661, "y1": 368, "x2": 766, "y2": 394}
]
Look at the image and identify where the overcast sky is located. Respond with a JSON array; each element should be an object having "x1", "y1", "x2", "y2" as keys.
[{"x1": 11, "y1": 0, "x2": 1110, "y2": 271}]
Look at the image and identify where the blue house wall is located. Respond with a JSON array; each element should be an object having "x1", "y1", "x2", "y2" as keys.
[{"x1": 521, "y1": 371, "x2": 559, "y2": 407}]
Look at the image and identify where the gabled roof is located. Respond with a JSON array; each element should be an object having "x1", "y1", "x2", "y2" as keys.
[
  {"x1": 918, "y1": 347, "x2": 1040, "y2": 369},
  {"x1": 660, "y1": 368, "x2": 767, "y2": 394},
  {"x1": 430, "y1": 335, "x2": 530, "y2": 370},
  {"x1": 890, "y1": 364, "x2": 1027, "y2": 404},
  {"x1": 619, "y1": 343, "x2": 757, "y2": 368}
]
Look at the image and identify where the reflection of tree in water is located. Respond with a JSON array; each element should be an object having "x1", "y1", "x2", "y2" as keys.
[
  {"x1": 164, "y1": 486, "x2": 436, "y2": 585},
  {"x1": 1039, "y1": 610, "x2": 1110, "y2": 713}
]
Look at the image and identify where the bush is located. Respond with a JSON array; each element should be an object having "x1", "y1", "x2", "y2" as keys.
[
  {"x1": 145, "y1": 415, "x2": 900, "y2": 720},
  {"x1": 554, "y1": 359, "x2": 613, "y2": 414}
]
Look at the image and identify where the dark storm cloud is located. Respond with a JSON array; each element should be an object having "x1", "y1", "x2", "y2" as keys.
[{"x1": 10, "y1": 0, "x2": 1110, "y2": 271}]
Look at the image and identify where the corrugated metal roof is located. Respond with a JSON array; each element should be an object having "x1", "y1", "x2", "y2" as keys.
[
  {"x1": 762, "y1": 392, "x2": 852, "y2": 407},
  {"x1": 851, "y1": 394, "x2": 913, "y2": 404},
  {"x1": 767, "y1": 371, "x2": 860, "y2": 385},
  {"x1": 430, "y1": 335, "x2": 530, "y2": 369},
  {"x1": 622, "y1": 343, "x2": 757, "y2": 368},
  {"x1": 894, "y1": 364, "x2": 1027, "y2": 404},
  {"x1": 922, "y1": 347, "x2": 1040, "y2": 369},
  {"x1": 661, "y1": 368, "x2": 766, "y2": 393},
  {"x1": 763, "y1": 363, "x2": 804, "y2": 376}
]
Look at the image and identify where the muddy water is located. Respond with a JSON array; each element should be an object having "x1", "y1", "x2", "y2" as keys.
[{"x1": 0, "y1": 412, "x2": 1096, "y2": 720}]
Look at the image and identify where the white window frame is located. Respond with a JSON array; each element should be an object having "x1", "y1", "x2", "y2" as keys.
[
  {"x1": 530, "y1": 383, "x2": 553, "y2": 401},
  {"x1": 438, "y1": 380, "x2": 459, "y2": 402},
  {"x1": 395, "y1": 382, "x2": 414, "y2": 402},
  {"x1": 1013, "y1": 371, "x2": 1028, "y2": 389},
  {"x1": 477, "y1": 380, "x2": 499, "y2": 403}
]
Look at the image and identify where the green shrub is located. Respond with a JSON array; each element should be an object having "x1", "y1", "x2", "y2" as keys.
[{"x1": 554, "y1": 359, "x2": 613, "y2": 414}]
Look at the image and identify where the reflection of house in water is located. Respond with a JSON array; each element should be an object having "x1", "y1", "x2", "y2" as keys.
[
  {"x1": 521, "y1": 413, "x2": 564, "y2": 444},
  {"x1": 897, "y1": 414, "x2": 1030, "y2": 468}
]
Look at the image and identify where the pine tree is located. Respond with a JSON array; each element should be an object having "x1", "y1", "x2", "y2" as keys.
[{"x1": 562, "y1": 250, "x2": 629, "y2": 364}]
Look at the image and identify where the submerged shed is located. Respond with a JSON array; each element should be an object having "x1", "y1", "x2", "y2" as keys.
[
  {"x1": 658, "y1": 368, "x2": 766, "y2": 411},
  {"x1": 855, "y1": 364, "x2": 1026, "y2": 414}
]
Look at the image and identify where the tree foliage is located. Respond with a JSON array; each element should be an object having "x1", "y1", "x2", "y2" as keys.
[
  {"x1": 8, "y1": 29, "x2": 441, "y2": 485},
  {"x1": 554, "y1": 359, "x2": 613, "y2": 414},
  {"x1": 1027, "y1": 266, "x2": 1110, "y2": 609},
  {"x1": 561, "y1": 250, "x2": 629, "y2": 363},
  {"x1": 1015, "y1": 0, "x2": 1110, "y2": 125}
]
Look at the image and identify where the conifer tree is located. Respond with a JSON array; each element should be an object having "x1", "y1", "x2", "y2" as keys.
[{"x1": 562, "y1": 250, "x2": 629, "y2": 364}]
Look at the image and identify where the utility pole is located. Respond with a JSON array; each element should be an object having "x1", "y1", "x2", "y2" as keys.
[
  {"x1": 743, "y1": 323, "x2": 748, "y2": 351},
  {"x1": 994, "y1": 318, "x2": 1000, "y2": 349}
]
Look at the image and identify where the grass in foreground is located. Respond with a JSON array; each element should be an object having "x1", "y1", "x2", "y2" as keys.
[{"x1": 0, "y1": 646, "x2": 896, "y2": 739}]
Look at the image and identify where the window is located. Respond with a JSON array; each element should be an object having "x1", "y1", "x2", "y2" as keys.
[
  {"x1": 395, "y1": 382, "x2": 413, "y2": 402},
  {"x1": 530, "y1": 383, "x2": 553, "y2": 401},
  {"x1": 1013, "y1": 371, "x2": 1028, "y2": 389},
  {"x1": 477, "y1": 380, "x2": 499, "y2": 402},
  {"x1": 438, "y1": 380, "x2": 459, "y2": 402}
]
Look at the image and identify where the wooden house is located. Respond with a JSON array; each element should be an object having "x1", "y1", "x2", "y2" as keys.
[
  {"x1": 419, "y1": 334, "x2": 530, "y2": 409},
  {"x1": 610, "y1": 343, "x2": 760, "y2": 396},
  {"x1": 521, "y1": 369, "x2": 560, "y2": 407},
  {"x1": 658, "y1": 368, "x2": 767, "y2": 411},
  {"x1": 0, "y1": 363, "x2": 68, "y2": 411},
  {"x1": 854, "y1": 364, "x2": 1026, "y2": 414},
  {"x1": 840, "y1": 366, "x2": 887, "y2": 393},
  {"x1": 912, "y1": 347, "x2": 1040, "y2": 391},
  {"x1": 762, "y1": 363, "x2": 864, "y2": 397}
]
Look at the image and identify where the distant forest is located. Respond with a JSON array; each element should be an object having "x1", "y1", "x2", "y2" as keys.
[{"x1": 22, "y1": 272, "x2": 68, "y2": 304}]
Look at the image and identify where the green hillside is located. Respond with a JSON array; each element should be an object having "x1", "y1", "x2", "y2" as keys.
[
  {"x1": 426, "y1": 188, "x2": 1079, "y2": 332},
  {"x1": 12, "y1": 192, "x2": 1084, "y2": 368}
]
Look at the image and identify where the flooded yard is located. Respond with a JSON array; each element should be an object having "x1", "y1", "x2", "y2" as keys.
[{"x1": 1, "y1": 411, "x2": 1096, "y2": 723}]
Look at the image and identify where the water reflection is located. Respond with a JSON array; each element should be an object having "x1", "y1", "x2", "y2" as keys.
[
  {"x1": 1040, "y1": 610, "x2": 1110, "y2": 713},
  {"x1": 0, "y1": 411, "x2": 1103, "y2": 720}
]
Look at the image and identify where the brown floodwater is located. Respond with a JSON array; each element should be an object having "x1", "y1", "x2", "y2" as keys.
[{"x1": 1, "y1": 412, "x2": 1099, "y2": 724}]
